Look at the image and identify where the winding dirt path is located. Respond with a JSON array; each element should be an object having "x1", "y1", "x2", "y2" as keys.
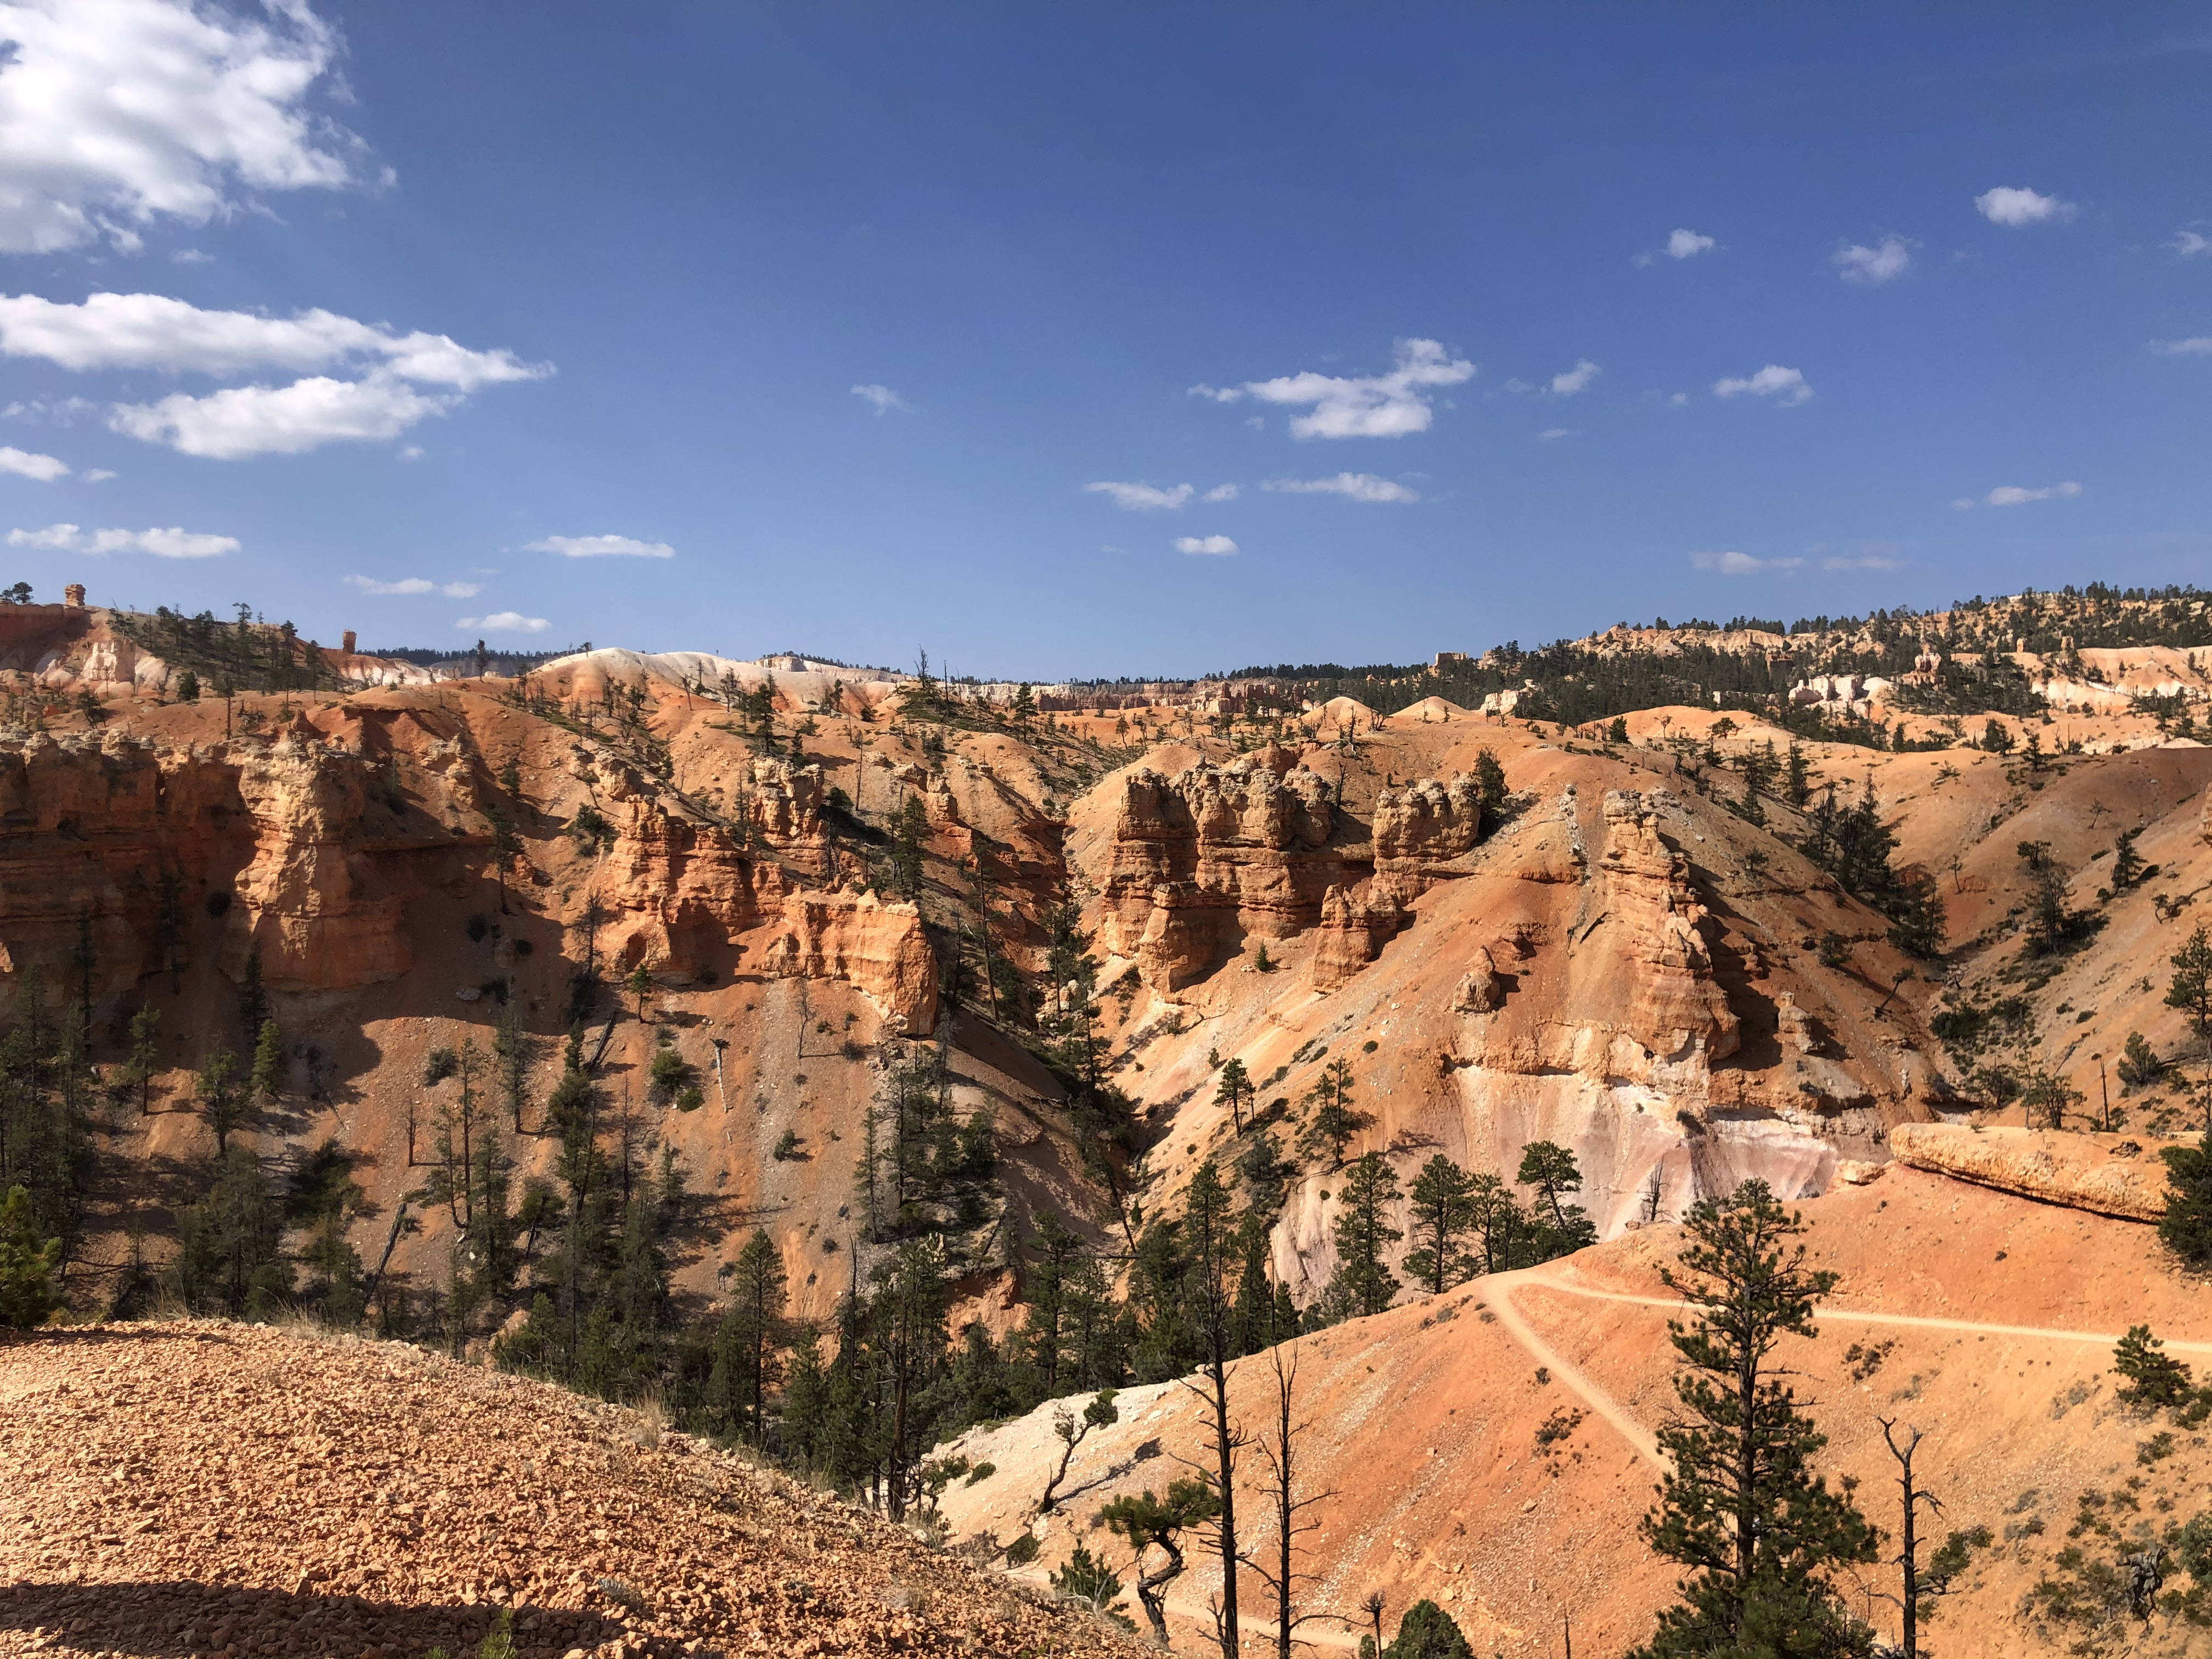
[{"x1": 1482, "y1": 1263, "x2": 2212, "y2": 1480}]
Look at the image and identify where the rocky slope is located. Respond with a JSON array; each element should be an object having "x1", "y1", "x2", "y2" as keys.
[{"x1": 0, "y1": 1320, "x2": 1140, "y2": 1658}]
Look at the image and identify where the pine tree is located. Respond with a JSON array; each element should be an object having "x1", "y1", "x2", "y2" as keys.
[
  {"x1": 1472, "y1": 749, "x2": 1508, "y2": 821},
  {"x1": 1100, "y1": 1478, "x2": 1221, "y2": 1646},
  {"x1": 1466, "y1": 1172, "x2": 1526, "y2": 1273},
  {"x1": 1329, "y1": 1152, "x2": 1402, "y2": 1317},
  {"x1": 2113, "y1": 1324, "x2": 2194, "y2": 1409},
  {"x1": 1379, "y1": 1599, "x2": 1474, "y2": 1658},
  {"x1": 1403, "y1": 1154, "x2": 1476, "y2": 1295},
  {"x1": 1299, "y1": 1058, "x2": 1365, "y2": 1170},
  {"x1": 171, "y1": 1143, "x2": 290, "y2": 1317},
  {"x1": 1629, "y1": 1180, "x2": 1876, "y2": 1658},
  {"x1": 713, "y1": 1227, "x2": 789, "y2": 1441},
  {"x1": 1784, "y1": 740, "x2": 1811, "y2": 808},
  {"x1": 495, "y1": 994, "x2": 533, "y2": 1134},
  {"x1": 1516, "y1": 1141, "x2": 1597, "y2": 1257},
  {"x1": 1215, "y1": 1056, "x2": 1254, "y2": 1134},
  {"x1": 196, "y1": 1046, "x2": 245, "y2": 1155},
  {"x1": 250, "y1": 1019, "x2": 284, "y2": 1103},
  {"x1": 2159, "y1": 1143, "x2": 2212, "y2": 1268},
  {"x1": 2167, "y1": 926, "x2": 2212, "y2": 1051},
  {"x1": 123, "y1": 1005, "x2": 161, "y2": 1116},
  {"x1": 0, "y1": 1184, "x2": 61, "y2": 1328},
  {"x1": 238, "y1": 950, "x2": 269, "y2": 1054}
]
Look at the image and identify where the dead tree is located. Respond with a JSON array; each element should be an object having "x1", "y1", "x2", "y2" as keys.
[
  {"x1": 1035, "y1": 1389, "x2": 1119, "y2": 1516},
  {"x1": 1248, "y1": 1338, "x2": 1337, "y2": 1659}
]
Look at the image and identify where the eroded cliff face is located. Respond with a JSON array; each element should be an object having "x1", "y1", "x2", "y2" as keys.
[
  {"x1": 1093, "y1": 752, "x2": 1350, "y2": 987},
  {"x1": 0, "y1": 730, "x2": 415, "y2": 998}
]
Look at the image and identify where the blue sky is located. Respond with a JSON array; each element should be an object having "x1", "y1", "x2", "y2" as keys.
[{"x1": 0, "y1": 3, "x2": 2207, "y2": 679}]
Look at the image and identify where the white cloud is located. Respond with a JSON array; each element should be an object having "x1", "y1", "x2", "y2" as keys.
[
  {"x1": 0, "y1": 444, "x2": 65, "y2": 480},
  {"x1": 1668, "y1": 392, "x2": 1688, "y2": 406},
  {"x1": 1690, "y1": 550, "x2": 1804, "y2": 575},
  {"x1": 344, "y1": 574, "x2": 481, "y2": 597},
  {"x1": 1537, "y1": 428, "x2": 1571, "y2": 442},
  {"x1": 1713, "y1": 364, "x2": 1812, "y2": 405},
  {"x1": 7, "y1": 520, "x2": 234, "y2": 557},
  {"x1": 1834, "y1": 237, "x2": 1911, "y2": 284},
  {"x1": 1201, "y1": 483, "x2": 1238, "y2": 503},
  {"x1": 1983, "y1": 481, "x2": 2081, "y2": 506},
  {"x1": 1262, "y1": 472, "x2": 1419, "y2": 503},
  {"x1": 1175, "y1": 534, "x2": 1238, "y2": 556},
  {"x1": 1823, "y1": 555, "x2": 1905, "y2": 571},
  {"x1": 0, "y1": 0, "x2": 359, "y2": 255},
  {"x1": 0, "y1": 292, "x2": 543, "y2": 388},
  {"x1": 0, "y1": 291, "x2": 549, "y2": 458},
  {"x1": 1667, "y1": 228, "x2": 1716, "y2": 259},
  {"x1": 1084, "y1": 480, "x2": 1193, "y2": 511},
  {"x1": 2153, "y1": 337, "x2": 2212, "y2": 357},
  {"x1": 850, "y1": 383, "x2": 910, "y2": 415},
  {"x1": 1548, "y1": 359, "x2": 1601, "y2": 397},
  {"x1": 81, "y1": 468, "x2": 112, "y2": 481},
  {"x1": 1951, "y1": 498, "x2": 1976, "y2": 510},
  {"x1": 1976, "y1": 185, "x2": 2069, "y2": 227},
  {"x1": 525, "y1": 533, "x2": 674, "y2": 559},
  {"x1": 459, "y1": 612, "x2": 549, "y2": 634},
  {"x1": 110, "y1": 373, "x2": 453, "y2": 459},
  {"x1": 398, "y1": 444, "x2": 423, "y2": 461},
  {"x1": 2170, "y1": 231, "x2": 2211, "y2": 259},
  {"x1": 171, "y1": 248, "x2": 211, "y2": 264},
  {"x1": 1201, "y1": 338, "x2": 1475, "y2": 439}
]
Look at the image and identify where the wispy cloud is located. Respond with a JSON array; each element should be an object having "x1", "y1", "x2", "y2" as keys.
[
  {"x1": 1537, "y1": 428, "x2": 1571, "y2": 442},
  {"x1": 1834, "y1": 237, "x2": 1911, "y2": 284},
  {"x1": 850, "y1": 383, "x2": 910, "y2": 415},
  {"x1": 1976, "y1": 481, "x2": 2082, "y2": 507},
  {"x1": 1548, "y1": 359, "x2": 1600, "y2": 397},
  {"x1": 1976, "y1": 185, "x2": 2070, "y2": 227},
  {"x1": 344, "y1": 574, "x2": 482, "y2": 597},
  {"x1": 1690, "y1": 550, "x2": 1804, "y2": 575},
  {"x1": 2153, "y1": 337, "x2": 2212, "y2": 357},
  {"x1": 458, "y1": 612, "x2": 550, "y2": 634},
  {"x1": 0, "y1": 445, "x2": 66, "y2": 481},
  {"x1": 2170, "y1": 230, "x2": 2210, "y2": 259},
  {"x1": 1175, "y1": 535, "x2": 1238, "y2": 556},
  {"x1": 1261, "y1": 472, "x2": 1419, "y2": 503},
  {"x1": 7, "y1": 521, "x2": 235, "y2": 557},
  {"x1": 1823, "y1": 555, "x2": 1904, "y2": 571},
  {"x1": 1085, "y1": 481, "x2": 1193, "y2": 511},
  {"x1": 1192, "y1": 338, "x2": 1474, "y2": 439},
  {"x1": 1201, "y1": 483, "x2": 1238, "y2": 503},
  {"x1": 1713, "y1": 364, "x2": 1812, "y2": 406},
  {"x1": 525, "y1": 534, "x2": 674, "y2": 558}
]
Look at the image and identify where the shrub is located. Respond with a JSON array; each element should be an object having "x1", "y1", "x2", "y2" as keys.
[
  {"x1": 423, "y1": 1047, "x2": 458, "y2": 1085},
  {"x1": 2113, "y1": 1324, "x2": 2194, "y2": 1410},
  {"x1": 1005, "y1": 1532, "x2": 1040, "y2": 1566},
  {"x1": 772, "y1": 1130, "x2": 801, "y2": 1159}
]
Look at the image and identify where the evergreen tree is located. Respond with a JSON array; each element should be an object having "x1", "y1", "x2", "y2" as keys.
[
  {"x1": 2159, "y1": 1143, "x2": 2212, "y2": 1269},
  {"x1": 196, "y1": 1046, "x2": 245, "y2": 1155},
  {"x1": 238, "y1": 950, "x2": 269, "y2": 1054},
  {"x1": 1179, "y1": 1158, "x2": 1246, "y2": 1652},
  {"x1": 1378, "y1": 1599, "x2": 1474, "y2": 1658},
  {"x1": 123, "y1": 1005, "x2": 162, "y2": 1116},
  {"x1": 1466, "y1": 1172, "x2": 1526, "y2": 1274},
  {"x1": 1784, "y1": 740, "x2": 1811, "y2": 808},
  {"x1": 1100, "y1": 1478, "x2": 1221, "y2": 1647},
  {"x1": 1472, "y1": 748, "x2": 1508, "y2": 821},
  {"x1": 1403, "y1": 1154, "x2": 1476, "y2": 1295},
  {"x1": 1215, "y1": 1056, "x2": 1255, "y2": 1134},
  {"x1": 781, "y1": 1324, "x2": 830, "y2": 1464},
  {"x1": 172, "y1": 1143, "x2": 290, "y2": 1317},
  {"x1": 2111, "y1": 1324, "x2": 2193, "y2": 1410},
  {"x1": 1329, "y1": 1152, "x2": 1402, "y2": 1317},
  {"x1": 0, "y1": 1184, "x2": 61, "y2": 1328},
  {"x1": 494, "y1": 992, "x2": 533, "y2": 1134},
  {"x1": 1629, "y1": 1181, "x2": 1876, "y2": 1658},
  {"x1": 1299, "y1": 1058, "x2": 1365, "y2": 1170},
  {"x1": 250, "y1": 1018, "x2": 284, "y2": 1103},
  {"x1": 2167, "y1": 926, "x2": 2212, "y2": 1052},
  {"x1": 1516, "y1": 1141, "x2": 1598, "y2": 1257},
  {"x1": 712, "y1": 1227, "x2": 789, "y2": 1441}
]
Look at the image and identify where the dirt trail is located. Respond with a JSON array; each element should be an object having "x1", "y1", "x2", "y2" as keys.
[
  {"x1": 1486, "y1": 1269, "x2": 1664, "y2": 1469},
  {"x1": 1513, "y1": 1268, "x2": 2212, "y2": 1355},
  {"x1": 1480, "y1": 1259, "x2": 2210, "y2": 1488}
]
